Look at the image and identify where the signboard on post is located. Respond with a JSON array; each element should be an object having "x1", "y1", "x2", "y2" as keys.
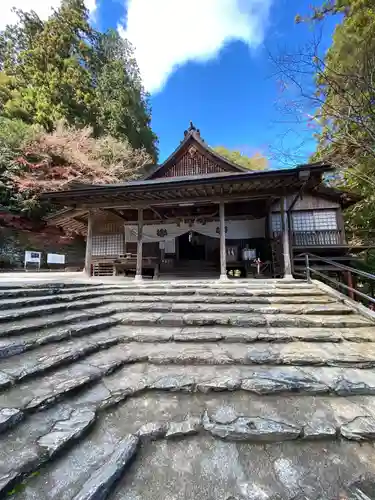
[
  {"x1": 24, "y1": 251, "x2": 41, "y2": 270},
  {"x1": 47, "y1": 253, "x2": 65, "y2": 265}
]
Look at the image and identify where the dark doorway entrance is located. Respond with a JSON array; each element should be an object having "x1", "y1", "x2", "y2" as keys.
[{"x1": 178, "y1": 232, "x2": 206, "y2": 260}]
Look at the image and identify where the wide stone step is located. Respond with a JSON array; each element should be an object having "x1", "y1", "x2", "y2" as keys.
[
  {"x1": 96, "y1": 283, "x2": 322, "y2": 292},
  {"x1": 107, "y1": 286, "x2": 327, "y2": 296},
  {"x1": 0, "y1": 325, "x2": 134, "y2": 381},
  {"x1": 2, "y1": 323, "x2": 374, "y2": 367},
  {"x1": 0, "y1": 284, "x2": 129, "y2": 299},
  {"x1": 0, "y1": 291, "x2": 337, "y2": 310},
  {"x1": 3, "y1": 351, "x2": 375, "y2": 431},
  {"x1": 3, "y1": 341, "x2": 375, "y2": 415},
  {"x1": 0, "y1": 317, "x2": 121, "y2": 359},
  {"x1": 107, "y1": 325, "x2": 375, "y2": 343},
  {"x1": 115, "y1": 311, "x2": 371, "y2": 328},
  {"x1": 0, "y1": 284, "x2": 328, "y2": 301},
  {"x1": 0, "y1": 346, "x2": 149, "y2": 413},
  {"x1": 0, "y1": 296, "x2": 356, "y2": 326},
  {"x1": 0, "y1": 291, "x2": 124, "y2": 310},
  {"x1": 0, "y1": 282, "x2": 97, "y2": 291},
  {"x1": 0, "y1": 306, "x2": 118, "y2": 338},
  {"x1": 0, "y1": 291, "x2": 336, "y2": 311},
  {"x1": 100, "y1": 302, "x2": 353, "y2": 315},
  {"x1": 3, "y1": 322, "x2": 375, "y2": 386},
  {"x1": 0, "y1": 297, "x2": 123, "y2": 323},
  {"x1": 77, "y1": 363, "x2": 375, "y2": 406}
]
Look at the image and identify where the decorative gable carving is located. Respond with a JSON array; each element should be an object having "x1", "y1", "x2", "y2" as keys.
[{"x1": 153, "y1": 149, "x2": 227, "y2": 178}]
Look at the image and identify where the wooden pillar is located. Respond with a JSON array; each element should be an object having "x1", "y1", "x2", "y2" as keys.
[
  {"x1": 135, "y1": 208, "x2": 143, "y2": 281},
  {"x1": 281, "y1": 197, "x2": 293, "y2": 279},
  {"x1": 219, "y1": 201, "x2": 228, "y2": 280},
  {"x1": 84, "y1": 210, "x2": 93, "y2": 276},
  {"x1": 346, "y1": 270, "x2": 355, "y2": 300}
]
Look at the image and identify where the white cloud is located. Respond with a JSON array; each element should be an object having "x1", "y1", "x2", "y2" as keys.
[
  {"x1": 119, "y1": 0, "x2": 272, "y2": 94},
  {"x1": 0, "y1": 0, "x2": 97, "y2": 30}
]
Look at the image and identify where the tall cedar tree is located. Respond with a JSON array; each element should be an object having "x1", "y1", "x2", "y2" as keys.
[{"x1": 0, "y1": 0, "x2": 158, "y2": 159}]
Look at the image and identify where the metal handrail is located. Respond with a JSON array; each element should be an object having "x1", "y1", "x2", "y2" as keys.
[{"x1": 300, "y1": 252, "x2": 375, "y2": 305}]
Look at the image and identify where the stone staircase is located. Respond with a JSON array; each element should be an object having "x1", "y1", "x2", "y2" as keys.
[{"x1": 0, "y1": 279, "x2": 375, "y2": 499}]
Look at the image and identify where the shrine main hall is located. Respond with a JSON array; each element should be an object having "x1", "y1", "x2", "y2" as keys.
[{"x1": 44, "y1": 123, "x2": 358, "y2": 280}]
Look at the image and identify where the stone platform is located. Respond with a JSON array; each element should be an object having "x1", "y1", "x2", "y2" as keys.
[{"x1": 0, "y1": 278, "x2": 375, "y2": 499}]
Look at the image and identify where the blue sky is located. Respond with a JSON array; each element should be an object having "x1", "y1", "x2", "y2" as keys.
[{"x1": 2, "y1": 0, "x2": 339, "y2": 168}]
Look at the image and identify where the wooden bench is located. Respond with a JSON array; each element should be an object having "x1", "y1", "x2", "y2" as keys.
[{"x1": 92, "y1": 255, "x2": 159, "y2": 278}]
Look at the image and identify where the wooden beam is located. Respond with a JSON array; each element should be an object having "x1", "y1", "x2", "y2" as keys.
[
  {"x1": 79, "y1": 189, "x2": 302, "y2": 209},
  {"x1": 104, "y1": 208, "x2": 128, "y2": 221},
  {"x1": 149, "y1": 206, "x2": 164, "y2": 220}
]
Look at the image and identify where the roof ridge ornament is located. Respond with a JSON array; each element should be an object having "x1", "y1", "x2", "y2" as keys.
[{"x1": 184, "y1": 121, "x2": 201, "y2": 139}]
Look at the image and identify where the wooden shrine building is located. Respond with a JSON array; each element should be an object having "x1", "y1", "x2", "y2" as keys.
[{"x1": 43, "y1": 123, "x2": 360, "y2": 280}]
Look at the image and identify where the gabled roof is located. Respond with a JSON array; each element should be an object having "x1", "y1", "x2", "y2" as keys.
[
  {"x1": 144, "y1": 122, "x2": 248, "y2": 179},
  {"x1": 41, "y1": 162, "x2": 333, "y2": 208}
]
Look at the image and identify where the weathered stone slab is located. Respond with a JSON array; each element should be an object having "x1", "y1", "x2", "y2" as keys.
[
  {"x1": 263, "y1": 327, "x2": 343, "y2": 342},
  {"x1": 244, "y1": 342, "x2": 375, "y2": 368},
  {"x1": 147, "y1": 343, "x2": 235, "y2": 365},
  {"x1": 210, "y1": 406, "x2": 238, "y2": 425},
  {"x1": 0, "y1": 325, "x2": 141, "y2": 380},
  {"x1": 38, "y1": 408, "x2": 96, "y2": 457},
  {"x1": 173, "y1": 330, "x2": 224, "y2": 342},
  {"x1": 0, "y1": 298, "x2": 112, "y2": 324},
  {"x1": 122, "y1": 294, "x2": 334, "y2": 305},
  {"x1": 25, "y1": 371, "x2": 100, "y2": 411},
  {"x1": 72, "y1": 435, "x2": 138, "y2": 500},
  {"x1": 0, "y1": 370, "x2": 13, "y2": 389},
  {"x1": 241, "y1": 370, "x2": 329, "y2": 395},
  {"x1": 169, "y1": 302, "x2": 353, "y2": 315},
  {"x1": 116, "y1": 312, "x2": 163, "y2": 325},
  {"x1": 149, "y1": 374, "x2": 196, "y2": 392},
  {"x1": 0, "y1": 408, "x2": 23, "y2": 433},
  {"x1": 136, "y1": 422, "x2": 167, "y2": 440},
  {"x1": 203, "y1": 412, "x2": 301, "y2": 442},
  {"x1": 340, "y1": 416, "x2": 375, "y2": 440},
  {"x1": 266, "y1": 314, "x2": 372, "y2": 328},
  {"x1": 0, "y1": 307, "x2": 116, "y2": 338},
  {"x1": 303, "y1": 420, "x2": 337, "y2": 439},
  {"x1": 0, "y1": 406, "x2": 95, "y2": 496},
  {"x1": 166, "y1": 416, "x2": 202, "y2": 438},
  {"x1": 196, "y1": 374, "x2": 241, "y2": 393}
]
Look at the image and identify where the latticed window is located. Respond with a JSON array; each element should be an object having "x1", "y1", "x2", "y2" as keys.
[
  {"x1": 271, "y1": 213, "x2": 282, "y2": 233},
  {"x1": 292, "y1": 210, "x2": 338, "y2": 231},
  {"x1": 92, "y1": 234, "x2": 124, "y2": 256}
]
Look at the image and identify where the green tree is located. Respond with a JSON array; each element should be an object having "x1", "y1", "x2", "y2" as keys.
[
  {"x1": 1, "y1": 0, "x2": 97, "y2": 129},
  {"x1": 273, "y1": 0, "x2": 375, "y2": 231},
  {"x1": 95, "y1": 30, "x2": 158, "y2": 159},
  {"x1": 0, "y1": 1, "x2": 158, "y2": 158},
  {"x1": 0, "y1": 117, "x2": 37, "y2": 213},
  {"x1": 212, "y1": 146, "x2": 268, "y2": 170},
  {"x1": 309, "y1": 0, "x2": 375, "y2": 231}
]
